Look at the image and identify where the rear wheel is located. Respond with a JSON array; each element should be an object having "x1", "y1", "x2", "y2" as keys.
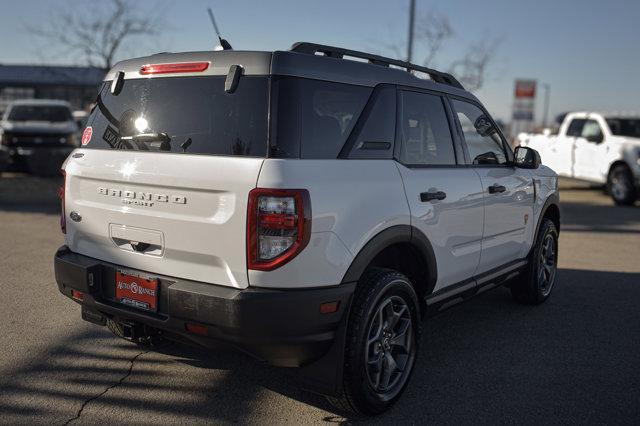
[
  {"x1": 607, "y1": 164, "x2": 637, "y2": 206},
  {"x1": 511, "y1": 219, "x2": 558, "y2": 304},
  {"x1": 328, "y1": 268, "x2": 420, "y2": 416}
]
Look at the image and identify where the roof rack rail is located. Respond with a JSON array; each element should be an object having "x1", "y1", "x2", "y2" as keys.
[{"x1": 290, "y1": 42, "x2": 464, "y2": 90}]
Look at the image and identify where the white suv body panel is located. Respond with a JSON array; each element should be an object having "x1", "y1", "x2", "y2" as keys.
[
  {"x1": 473, "y1": 167, "x2": 536, "y2": 274},
  {"x1": 63, "y1": 149, "x2": 263, "y2": 289},
  {"x1": 250, "y1": 159, "x2": 410, "y2": 288},
  {"x1": 63, "y1": 150, "x2": 557, "y2": 292},
  {"x1": 395, "y1": 165, "x2": 484, "y2": 292}
]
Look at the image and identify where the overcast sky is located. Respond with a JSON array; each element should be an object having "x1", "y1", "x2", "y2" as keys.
[{"x1": 2, "y1": 0, "x2": 639, "y2": 122}]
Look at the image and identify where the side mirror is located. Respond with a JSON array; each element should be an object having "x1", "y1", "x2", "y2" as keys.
[{"x1": 514, "y1": 146, "x2": 541, "y2": 169}]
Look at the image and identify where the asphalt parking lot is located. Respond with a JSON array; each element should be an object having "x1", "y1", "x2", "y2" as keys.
[{"x1": 0, "y1": 175, "x2": 638, "y2": 425}]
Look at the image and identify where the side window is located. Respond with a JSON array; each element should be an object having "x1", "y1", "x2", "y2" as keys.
[
  {"x1": 398, "y1": 91, "x2": 456, "y2": 166},
  {"x1": 565, "y1": 119, "x2": 586, "y2": 137},
  {"x1": 272, "y1": 77, "x2": 372, "y2": 159},
  {"x1": 451, "y1": 99, "x2": 507, "y2": 165},
  {"x1": 581, "y1": 120, "x2": 603, "y2": 143},
  {"x1": 348, "y1": 86, "x2": 396, "y2": 159}
]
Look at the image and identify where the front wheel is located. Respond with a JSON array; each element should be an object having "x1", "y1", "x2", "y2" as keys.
[
  {"x1": 511, "y1": 218, "x2": 559, "y2": 304},
  {"x1": 607, "y1": 164, "x2": 637, "y2": 206},
  {"x1": 328, "y1": 268, "x2": 420, "y2": 416}
]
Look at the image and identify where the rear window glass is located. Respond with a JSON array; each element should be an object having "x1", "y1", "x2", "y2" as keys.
[
  {"x1": 8, "y1": 105, "x2": 72, "y2": 122},
  {"x1": 606, "y1": 118, "x2": 640, "y2": 138},
  {"x1": 272, "y1": 78, "x2": 372, "y2": 158},
  {"x1": 85, "y1": 76, "x2": 268, "y2": 157}
]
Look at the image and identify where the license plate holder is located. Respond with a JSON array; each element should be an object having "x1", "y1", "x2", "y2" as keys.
[{"x1": 115, "y1": 270, "x2": 159, "y2": 312}]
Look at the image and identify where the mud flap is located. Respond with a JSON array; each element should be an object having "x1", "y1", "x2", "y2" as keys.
[{"x1": 298, "y1": 298, "x2": 351, "y2": 397}]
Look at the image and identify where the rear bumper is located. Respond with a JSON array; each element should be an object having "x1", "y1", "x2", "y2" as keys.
[{"x1": 54, "y1": 246, "x2": 355, "y2": 367}]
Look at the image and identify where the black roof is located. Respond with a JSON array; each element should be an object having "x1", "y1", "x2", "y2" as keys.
[{"x1": 0, "y1": 64, "x2": 105, "y2": 87}]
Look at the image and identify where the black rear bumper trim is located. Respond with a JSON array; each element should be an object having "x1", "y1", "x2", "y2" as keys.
[{"x1": 54, "y1": 246, "x2": 355, "y2": 368}]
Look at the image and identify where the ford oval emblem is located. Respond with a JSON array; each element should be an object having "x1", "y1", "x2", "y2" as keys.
[{"x1": 70, "y1": 211, "x2": 82, "y2": 222}]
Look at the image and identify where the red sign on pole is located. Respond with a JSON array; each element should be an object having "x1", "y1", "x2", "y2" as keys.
[{"x1": 515, "y1": 80, "x2": 536, "y2": 98}]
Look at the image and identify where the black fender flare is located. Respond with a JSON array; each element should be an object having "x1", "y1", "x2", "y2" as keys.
[
  {"x1": 340, "y1": 224, "x2": 438, "y2": 293},
  {"x1": 535, "y1": 192, "x2": 560, "y2": 238}
]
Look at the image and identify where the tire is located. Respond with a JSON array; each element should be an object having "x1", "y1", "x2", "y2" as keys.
[
  {"x1": 607, "y1": 164, "x2": 637, "y2": 206},
  {"x1": 328, "y1": 268, "x2": 421, "y2": 416},
  {"x1": 511, "y1": 219, "x2": 558, "y2": 304}
]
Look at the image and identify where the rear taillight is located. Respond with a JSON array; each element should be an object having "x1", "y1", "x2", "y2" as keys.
[
  {"x1": 247, "y1": 189, "x2": 311, "y2": 271},
  {"x1": 59, "y1": 170, "x2": 66, "y2": 234}
]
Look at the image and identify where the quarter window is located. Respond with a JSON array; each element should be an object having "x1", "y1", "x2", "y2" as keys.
[
  {"x1": 348, "y1": 86, "x2": 396, "y2": 159},
  {"x1": 272, "y1": 78, "x2": 372, "y2": 158},
  {"x1": 398, "y1": 91, "x2": 456, "y2": 166},
  {"x1": 451, "y1": 99, "x2": 507, "y2": 165}
]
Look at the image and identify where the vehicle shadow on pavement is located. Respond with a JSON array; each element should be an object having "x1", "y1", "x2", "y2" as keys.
[
  {"x1": 0, "y1": 174, "x2": 61, "y2": 214},
  {"x1": 373, "y1": 268, "x2": 640, "y2": 425},
  {"x1": 561, "y1": 200, "x2": 640, "y2": 233},
  {"x1": 1, "y1": 268, "x2": 637, "y2": 424},
  {"x1": 0, "y1": 326, "x2": 336, "y2": 424}
]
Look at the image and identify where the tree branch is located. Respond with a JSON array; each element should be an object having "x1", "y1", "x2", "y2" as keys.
[{"x1": 24, "y1": 0, "x2": 167, "y2": 69}]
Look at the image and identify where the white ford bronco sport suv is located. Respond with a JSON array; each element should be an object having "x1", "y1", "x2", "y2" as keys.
[{"x1": 54, "y1": 43, "x2": 560, "y2": 415}]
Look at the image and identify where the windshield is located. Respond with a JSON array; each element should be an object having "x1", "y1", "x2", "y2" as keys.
[
  {"x1": 7, "y1": 105, "x2": 72, "y2": 122},
  {"x1": 85, "y1": 76, "x2": 269, "y2": 156},
  {"x1": 606, "y1": 118, "x2": 640, "y2": 138}
]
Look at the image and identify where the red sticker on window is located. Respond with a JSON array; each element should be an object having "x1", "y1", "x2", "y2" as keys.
[{"x1": 81, "y1": 126, "x2": 93, "y2": 146}]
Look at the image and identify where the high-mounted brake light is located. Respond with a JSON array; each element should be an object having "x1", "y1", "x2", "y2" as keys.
[
  {"x1": 59, "y1": 170, "x2": 66, "y2": 234},
  {"x1": 247, "y1": 189, "x2": 311, "y2": 271},
  {"x1": 139, "y1": 62, "x2": 210, "y2": 75}
]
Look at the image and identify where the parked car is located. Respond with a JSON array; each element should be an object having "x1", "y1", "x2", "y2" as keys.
[
  {"x1": 520, "y1": 112, "x2": 640, "y2": 205},
  {"x1": 53, "y1": 43, "x2": 560, "y2": 416},
  {"x1": 0, "y1": 99, "x2": 78, "y2": 176}
]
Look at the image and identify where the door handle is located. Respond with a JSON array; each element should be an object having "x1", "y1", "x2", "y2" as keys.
[
  {"x1": 488, "y1": 184, "x2": 506, "y2": 194},
  {"x1": 420, "y1": 191, "x2": 447, "y2": 202}
]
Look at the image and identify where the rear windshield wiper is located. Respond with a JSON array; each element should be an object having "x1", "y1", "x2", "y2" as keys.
[{"x1": 119, "y1": 132, "x2": 171, "y2": 151}]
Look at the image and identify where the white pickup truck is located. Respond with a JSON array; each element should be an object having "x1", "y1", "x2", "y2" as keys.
[{"x1": 520, "y1": 112, "x2": 640, "y2": 205}]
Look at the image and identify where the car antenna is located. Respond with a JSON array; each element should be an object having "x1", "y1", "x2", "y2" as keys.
[{"x1": 207, "y1": 8, "x2": 233, "y2": 50}]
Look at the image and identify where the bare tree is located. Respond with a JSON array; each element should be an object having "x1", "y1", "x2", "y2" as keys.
[
  {"x1": 448, "y1": 37, "x2": 502, "y2": 92},
  {"x1": 383, "y1": 7, "x2": 501, "y2": 92},
  {"x1": 26, "y1": 0, "x2": 166, "y2": 69},
  {"x1": 415, "y1": 9, "x2": 453, "y2": 68}
]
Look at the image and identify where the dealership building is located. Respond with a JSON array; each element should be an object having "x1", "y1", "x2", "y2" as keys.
[{"x1": 0, "y1": 64, "x2": 105, "y2": 113}]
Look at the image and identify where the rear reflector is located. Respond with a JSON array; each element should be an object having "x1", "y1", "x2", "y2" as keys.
[
  {"x1": 320, "y1": 301, "x2": 340, "y2": 314},
  {"x1": 140, "y1": 62, "x2": 210, "y2": 75},
  {"x1": 185, "y1": 323, "x2": 208, "y2": 336},
  {"x1": 71, "y1": 290, "x2": 84, "y2": 301}
]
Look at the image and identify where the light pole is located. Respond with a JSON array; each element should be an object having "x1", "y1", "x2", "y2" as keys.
[
  {"x1": 407, "y1": 0, "x2": 416, "y2": 63},
  {"x1": 542, "y1": 83, "x2": 551, "y2": 129}
]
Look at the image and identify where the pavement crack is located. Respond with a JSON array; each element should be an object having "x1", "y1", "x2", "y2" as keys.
[{"x1": 62, "y1": 349, "x2": 149, "y2": 425}]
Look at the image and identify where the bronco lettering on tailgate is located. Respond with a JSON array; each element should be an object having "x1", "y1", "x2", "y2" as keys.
[{"x1": 97, "y1": 187, "x2": 187, "y2": 207}]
